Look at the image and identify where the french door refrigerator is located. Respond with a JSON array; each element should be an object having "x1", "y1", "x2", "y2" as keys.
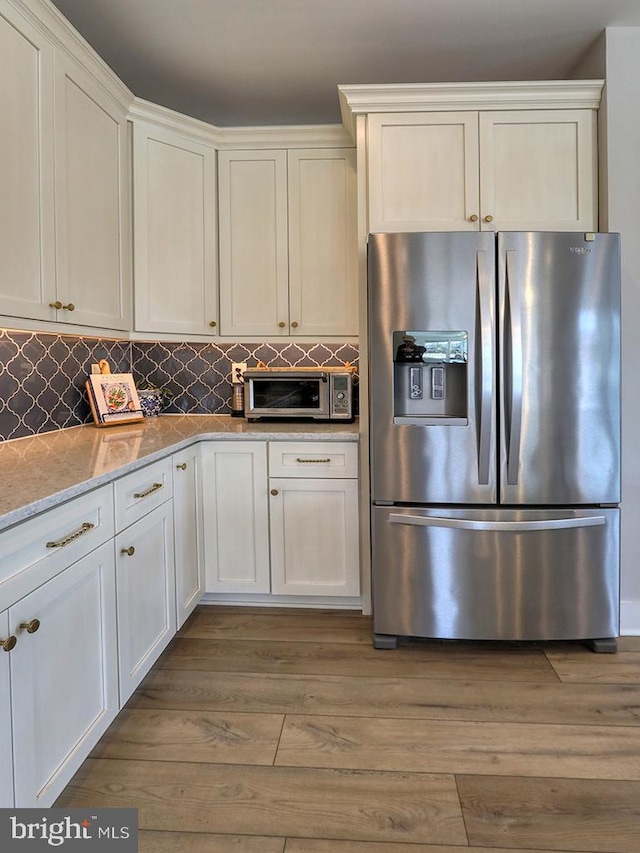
[{"x1": 368, "y1": 231, "x2": 621, "y2": 651}]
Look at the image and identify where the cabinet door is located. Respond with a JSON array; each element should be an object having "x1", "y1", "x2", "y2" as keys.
[
  {"x1": 202, "y1": 442, "x2": 270, "y2": 593},
  {"x1": 269, "y1": 478, "x2": 360, "y2": 597},
  {"x1": 218, "y1": 150, "x2": 289, "y2": 336},
  {"x1": 116, "y1": 503, "x2": 176, "y2": 703},
  {"x1": 173, "y1": 446, "x2": 203, "y2": 627},
  {"x1": 9, "y1": 541, "x2": 118, "y2": 808},
  {"x1": 0, "y1": 610, "x2": 14, "y2": 808},
  {"x1": 134, "y1": 123, "x2": 218, "y2": 335},
  {"x1": 479, "y1": 109, "x2": 597, "y2": 231},
  {"x1": 367, "y1": 112, "x2": 480, "y2": 232},
  {"x1": 287, "y1": 149, "x2": 358, "y2": 336},
  {"x1": 53, "y1": 53, "x2": 131, "y2": 330},
  {"x1": 0, "y1": 5, "x2": 55, "y2": 321}
]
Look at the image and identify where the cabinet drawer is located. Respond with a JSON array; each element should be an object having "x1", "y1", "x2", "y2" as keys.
[
  {"x1": 114, "y1": 457, "x2": 173, "y2": 532},
  {"x1": 0, "y1": 484, "x2": 114, "y2": 611},
  {"x1": 268, "y1": 441, "x2": 358, "y2": 479}
]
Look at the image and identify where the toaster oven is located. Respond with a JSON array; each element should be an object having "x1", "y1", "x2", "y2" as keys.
[{"x1": 244, "y1": 366, "x2": 354, "y2": 421}]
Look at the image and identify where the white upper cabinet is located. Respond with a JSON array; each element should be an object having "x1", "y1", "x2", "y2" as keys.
[
  {"x1": 478, "y1": 109, "x2": 596, "y2": 232},
  {"x1": 367, "y1": 108, "x2": 597, "y2": 233},
  {"x1": 53, "y1": 54, "x2": 131, "y2": 330},
  {"x1": 0, "y1": 4, "x2": 55, "y2": 321},
  {"x1": 288, "y1": 149, "x2": 358, "y2": 337},
  {"x1": 368, "y1": 112, "x2": 480, "y2": 233},
  {"x1": 133, "y1": 123, "x2": 218, "y2": 335},
  {"x1": 219, "y1": 149, "x2": 290, "y2": 337},
  {"x1": 219, "y1": 147, "x2": 357, "y2": 337}
]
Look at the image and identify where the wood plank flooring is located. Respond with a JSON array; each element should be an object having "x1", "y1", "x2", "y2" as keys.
[{"x1": 56, "y1": 606, "x2": 640, "y2": 852}]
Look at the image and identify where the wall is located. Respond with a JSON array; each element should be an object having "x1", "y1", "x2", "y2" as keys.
[
  {"x1": 0, "y1": 328, "x2": 358, "y2": 441},
  {"x1": 599, "y1": 28, "x2": 640, "y2": 634}
]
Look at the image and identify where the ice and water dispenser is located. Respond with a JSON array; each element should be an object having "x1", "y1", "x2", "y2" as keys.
[{"x1": 393, "y1": 331, "x2": 468, "y2": 424}]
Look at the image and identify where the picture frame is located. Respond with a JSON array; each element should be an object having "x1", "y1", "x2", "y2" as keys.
[{"x1": 86, "y1": 373, "x2": 145, "y2": 427}]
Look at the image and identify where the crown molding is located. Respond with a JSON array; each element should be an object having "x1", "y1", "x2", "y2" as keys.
[
  {"x1": 130, "y1": 98, "x2": 352, "y2": 149},
  {"x1": 338, "y1": 80, "x2": 605, "y2": 139},
  {"x1": 10, "y1": 0, "x2": 134, "y2": 111}
]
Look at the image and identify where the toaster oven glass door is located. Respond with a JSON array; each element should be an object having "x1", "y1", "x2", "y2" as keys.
[{"x1": 250, "y1": 378, "x2": 327, "y2": 414}]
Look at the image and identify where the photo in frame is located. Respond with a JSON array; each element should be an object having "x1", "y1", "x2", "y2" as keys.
[{"x1": 86, "y1": 373, "x2": 145, "y2": 427}]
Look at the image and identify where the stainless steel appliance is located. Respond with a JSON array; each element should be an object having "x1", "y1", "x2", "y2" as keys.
[
  {"x1": 244, "y1": 366, "x2": 354, "y2": 421},
  {"x1": 369, "y1": 231, "x2": 621, "y2": 651}
]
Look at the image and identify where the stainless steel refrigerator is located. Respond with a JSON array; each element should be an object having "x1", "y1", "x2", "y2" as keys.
[{"x1": 368, "y1": 231, "x2": 621, "y2": 651}]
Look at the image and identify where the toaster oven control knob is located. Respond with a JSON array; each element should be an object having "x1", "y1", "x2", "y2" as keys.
[{"x1": 336, "y1": 391, "x2": 345, "y2": 400}]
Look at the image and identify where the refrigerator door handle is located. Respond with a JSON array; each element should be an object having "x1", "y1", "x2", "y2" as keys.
[
  {"x1": 475, "y1": 250, "x2": 493, "y2": 485},
  {"x1": 505, "y1": 250, "x2": 523, "y2": 485},
  {"x1": 388, "y1": 514, "x2": 606, "y2": 532}
]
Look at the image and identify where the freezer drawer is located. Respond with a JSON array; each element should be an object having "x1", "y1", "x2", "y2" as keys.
[{"x1": 372, "y1": 506, "x2": 619, "y2": 643}]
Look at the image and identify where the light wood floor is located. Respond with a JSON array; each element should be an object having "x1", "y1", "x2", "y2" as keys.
[{"x1": 57, "y1": 606, "x2": 640, "y2": 852}]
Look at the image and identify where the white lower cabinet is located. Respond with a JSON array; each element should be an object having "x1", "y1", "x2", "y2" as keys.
[
  {"x1": 9, "y1": 540, "x2": 118, "y2": 807},
  {"x1": 202, "y1": 439, "x2": 360, "y2": 601},
  {"x1": 173, "y1": 446, "x2": 204, "y2": 627},
  {"x1": 115, "y1": 502, "x2": 176, "y2": 704},
  {"x1": 0, "y1": 609, "x2": 14, "y2": 807},
  {"x1": 269, "y1": 478, "x2": 360, "y2": 596},
  {"x1": 202, "y1": 442, "x2": 270, "y2": 594}
]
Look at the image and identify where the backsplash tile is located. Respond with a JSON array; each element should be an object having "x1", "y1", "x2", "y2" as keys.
[
  {"x1": 132, "y1": 340, "x2": 359, "y2": 415},
  {"x1": 0, "y1": 329, "x2": 359, "y2": 441}
]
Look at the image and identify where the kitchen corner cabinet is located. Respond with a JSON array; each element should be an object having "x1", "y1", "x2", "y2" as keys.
[
  {"x1": 173, "y1": 446, "x2": 204, "y2": 627},
  {"x1": 218, "y1": 148, "x2": 357, "y2": 337},
  {"x1": 201, "y1": 442, "x2": 271, "y2": 594},
  {"x1": 367, "y1": 109, "x2": 596, "y2": 233},
  {"x1": 133, "y1": 122, "x2": 218, "y2": 335}
]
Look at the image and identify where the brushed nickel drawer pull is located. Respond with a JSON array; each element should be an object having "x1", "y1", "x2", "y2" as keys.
[
  {"x1": 133, "y1": 482, "x2": 163, "y2": 499},
  {"x1": 295, "y1": 458, "x2": 331, "y2": 464},
  {"x1": 46, "y1": 522, "x2": 95, "y2": 549}
]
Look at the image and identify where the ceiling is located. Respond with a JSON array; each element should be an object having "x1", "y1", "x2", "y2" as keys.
[{"x1": 49, "y1": 0, "x2": 640, "y2": 127}]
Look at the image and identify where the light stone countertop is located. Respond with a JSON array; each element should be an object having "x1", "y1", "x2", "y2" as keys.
[{"x1": 0, "y1": 415, "x2": 359, "y2": 533}]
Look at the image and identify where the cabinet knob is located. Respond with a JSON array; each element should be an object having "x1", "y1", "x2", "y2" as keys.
[
  {"x1": 209, "y1": 320, "x2": 217, "y2": 327},
  {"x1": 176, "y1": 462, "x2": 187, "y2": 470},
  {"x1": 270, "y1": 488, "x2": 279, "y2": 496},
  {"x1": 20, "y1": 619, "x2": 40, "y2": 634},
  {"x1": 469, "y1": 214, "x2": 479, "y2": 222},
  {"x1": 0, "y1": 635, "x2": 17, "y2": 652},
  {"x1": 291, "y1": 321, "x2": 299, "y2": 329},
  {"x1": 63, "y1": 302, "x2": 75, "y2": 311},
  {"x1": 278, "y1": 321, "x2": 286, "y2": 328},
  {"x1": 49, "y1": 301, "x2": 63, "y2": 310},
  {"x1": 121, "y1": 546, "x2": 135, "y2": 556},
  {"x1": 484, "y1": 215, "x2": 494, "y2": 223}
]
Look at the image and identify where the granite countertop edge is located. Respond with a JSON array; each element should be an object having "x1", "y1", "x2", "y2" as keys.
[{"x1": 0, "y1": 415, "x2": 360, "y2": 534}]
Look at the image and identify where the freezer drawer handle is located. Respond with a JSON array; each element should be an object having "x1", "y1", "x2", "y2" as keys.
[{"x1": 388, "y1": 514, "x2": 606, "y2": 532}]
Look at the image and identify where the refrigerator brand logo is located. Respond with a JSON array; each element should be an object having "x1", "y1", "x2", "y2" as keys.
[{"x1": 569, "y1": 246, "x2": 591, "y2": 254}]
